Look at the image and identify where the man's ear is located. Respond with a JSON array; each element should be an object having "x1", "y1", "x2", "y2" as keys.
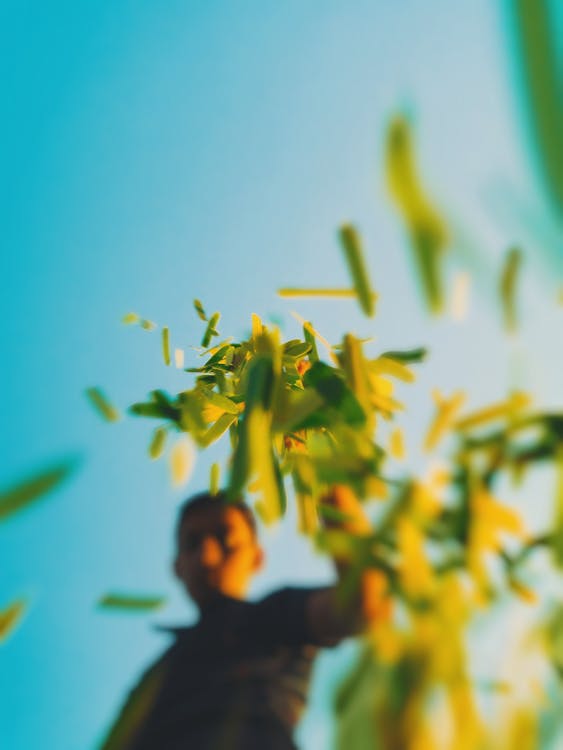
[{"x1": 252, "y1": 545, "x2": 265, "y2": 573}]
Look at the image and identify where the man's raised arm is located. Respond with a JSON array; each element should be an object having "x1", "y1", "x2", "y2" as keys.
[{"x1": 305, "y1": 485, "x2": 391, "y2": 645}]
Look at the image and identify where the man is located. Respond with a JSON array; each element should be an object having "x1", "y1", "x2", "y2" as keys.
[{"x1": 100, "y1": 487, "x2": 389, "y2": 749}]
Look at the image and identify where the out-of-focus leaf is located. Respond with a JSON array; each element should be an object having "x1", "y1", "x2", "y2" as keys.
[
  {"x1": 140, "y1": 319, "x2": 157, "y2": 331},
  {"x1": 424, "y1": 390, "x2": 466, "y2": 452},
  {"x1": 552, "y1": 446, "x2": 563, "y2": 567},
  {"x1": 303, "y1": 362, "x2": 366, "y2": 427},
  {"x1": 174, "y1": 349, "x2": 184, "y2": 368},
  {"x1": 161, "y1": 327, "x2": 171, "y2": 366},
  {"x1": 339, "y1": 225, "x2": 376, "y2": 317},
  {"x1": 381, "y1": 347, "x2": 428, "y2": 364},
  {"x1": 148, "y1": 427, "x2": 167, "y2": 460},
  {"x1": 122, "y1": 312, "x2": 140, "y2": 325},
  {"x1": 511, "y1": 0, "x2": 563, "y2": 216},
  {"x1": 455, "y1": 392, "x2": 531, "y2": 432},
  {"x1": 209, "y1": 463, "x2": 220, "y2": 496},
  {"x1": 97, "y1": 594, "x2": 166, "y2": 611},
  {"x1": 274, "y1": 390, "x2": 325, "y2": 432},
  {"x1": 200, "y1": 412, "x2": 238, "y2": 448},
  {"x1": 202, "y1": 390, "x2": 240, "y2": 415},
  {"x1": 169, "y1": 437, "x2": 195, "y2": 487},
  {"x1": 386, "y1": 115, "x2": 449, "y2": 314},
  {"x1": 0, "y1": 459, "x2": 77, "y2": 522},
  {"x1": 499, "y1": 247, "x2": 523, "y2": 333},
  {"x1": 0, "y1": 599, "x2": 27, "y2": 642},
  {"x1": 278, "y1": 288, "x2": 377, "y2": 300},
  {"x1": 86, "y1": 387, "x2": 121, "y2": 422},
  {"x1": 201, "y1": 312, "x2": 220, "y2": 348},
  {"x1": 371, "y1": 357, "x2": 415, "y2": 382},
  {"x1": 283, "y1": 340, "x2": 311, "y2": 359},
  {"x1": 193, "y1": 298, "x2": 207, "y2": 321}
]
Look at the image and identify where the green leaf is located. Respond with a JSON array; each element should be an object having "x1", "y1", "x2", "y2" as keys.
[
  {"x1": 380, "y1": 347, "x2": 428, "y2": 364},
  {"x1": 200, "y1": 412, "x2": 238, "y2": 448},
  {"x1": 97, "y1": 593, "x2": 166, "y2": 612},
  {"x1": 161, "y1": 327, "x2": 171, "y2": 366},
  {"x1": 140, "y1": 319, "x2": 157, "y2": 331},
  {"x1": 201, "y1": 312, "x2": 221, "y2": 348},
  {"x1": 193, "y1": 298, "x2": 207, "y2": 321},
  {"x1": 499, "y1": 246, "x2": 522, "y2": 333},
  {"x1": 303, "y1": 362, "x2": 366, "y2": 427},
  {"x1": 339, "y1": 224, "x2": 375, "y2": 317},
  {"x1": 0, "y1": 459, "x2": 77, "y2": 522},
  {"x1": 148, "y1": 427, "x2": 167, "y2": 460},
  {"x1": 202, "y1": 390, "x2": 240, "y2": 415},
  {"x1": 283, "y1": 340, "x2": 312, "y2": 359},
  {"x1": 122, "y1": 312, "x2": 140, "y2": 325},
  {"x1": 303, "y1": 323, "x2": 319, "y2": 362},
  {"x1": 85, "y1": 387, "x2": 121, "y2": 422}
]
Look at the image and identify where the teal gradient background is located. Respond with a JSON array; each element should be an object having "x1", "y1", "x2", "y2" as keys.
[{"x1": 1, "y1": 2, "x2": 561, "y2": 748}]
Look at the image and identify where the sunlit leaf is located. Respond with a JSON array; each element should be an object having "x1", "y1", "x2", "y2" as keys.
[{"x1": 122, "y1": 312, "x2": 140, "y2": 325}]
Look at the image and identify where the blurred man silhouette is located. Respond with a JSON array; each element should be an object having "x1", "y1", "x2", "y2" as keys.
[{"x1": 101, "y1": 488, "x2": 389, "y2": 750}]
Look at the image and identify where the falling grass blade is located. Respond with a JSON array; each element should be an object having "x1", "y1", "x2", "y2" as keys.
[
  {"x1": 148, "y1": 427, "x2": 167, "y2": 460},
  {"x1": 193, "y1": 298, "x2": 207, "y2": 321},
  {"x1": 511, "y1": 0, "x2": 563, "y2": 215},
  {"x1": 201, "y1": 312, "x2": 220, "y2": 348},
  {"x1": 98, "y1": 593, "x2": 166, "y2": 612},
  {"x1": 339, "y1": 225, "x2": 375, "y2": 317},
  {"x1": 0, "y1": 459, "x2": 77, "y2": 522},
  {"x1": 210, "y1": 463, "x2": 220, "y2": 495},
  {"x1": 386, "y1": 115, "x2": 448, "y2": 314},
  {"x1": 161, "y1": 327, "x2": 171, "y2": 366},
  {"x1": 0, "y1": 599, "x2": 27, "y2": 643},
  {"x1": 381, "y1": 347, "x2": 428, "y2": 364},
  {"x1": 499, "y1": 247, "x2": 523, "y2": 333},
  {"x1": 86, "y1": 387, "x2": 121, "y2": 422},
  {"x1": 278, "y1": 288, "x2": 376, "y2": 299}
]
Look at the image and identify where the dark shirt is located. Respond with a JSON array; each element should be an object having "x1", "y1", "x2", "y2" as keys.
[{"x1": 101, "y1": 587, "x2": 334, "y2": 750}]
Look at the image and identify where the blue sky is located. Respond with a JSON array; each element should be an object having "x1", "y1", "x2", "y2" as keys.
[{"x1": 1, "y1": 2, "x2": 561, "y2": 748}]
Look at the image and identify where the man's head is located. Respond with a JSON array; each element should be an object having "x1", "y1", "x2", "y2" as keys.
[{"x1": 173, "y1": 491, "x2": 264, "y2": 609}]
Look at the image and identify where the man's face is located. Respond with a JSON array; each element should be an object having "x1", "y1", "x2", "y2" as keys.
[{"x1": 174, "y1": 505, "x2": 264, "y2": 608}]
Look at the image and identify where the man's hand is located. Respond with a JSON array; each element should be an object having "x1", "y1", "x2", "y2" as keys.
[{"x1": 306, "y1": 485, "x2": 391, "y2": 645}]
